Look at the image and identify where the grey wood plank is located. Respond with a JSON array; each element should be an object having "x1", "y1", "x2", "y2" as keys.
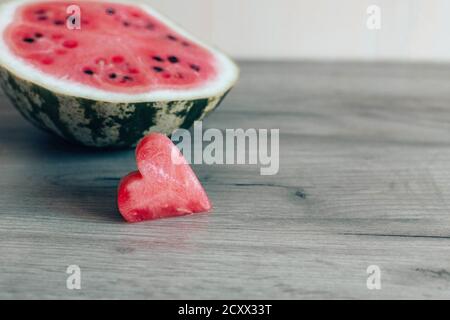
[{"x1": 1, "y1": 61, "x2": 450, "y2": 299}]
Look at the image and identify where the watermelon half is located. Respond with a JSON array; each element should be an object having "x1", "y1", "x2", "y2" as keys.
[{"x1": 0, "y1": 0, "x2": 238, "y2": 147}]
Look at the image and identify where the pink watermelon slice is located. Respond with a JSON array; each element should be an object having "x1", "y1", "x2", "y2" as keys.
[
  {"x1": 118, "y1": 132, "x2": 212, "y2": 222},
  {"x1": 0, "y1": 0, "x2": 238, "y2": 147}
]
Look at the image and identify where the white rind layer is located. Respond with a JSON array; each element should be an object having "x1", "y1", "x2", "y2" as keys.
[{"x1": 0, "y1": 0, "x2": 239, "y2": 103}]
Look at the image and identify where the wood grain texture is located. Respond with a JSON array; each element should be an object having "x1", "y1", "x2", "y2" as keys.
[{"x1": 1, "y1": 61, "x2": 450, "y2": 299}]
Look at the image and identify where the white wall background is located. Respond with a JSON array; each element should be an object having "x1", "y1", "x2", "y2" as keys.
[{"x1": 144, "y1": 0, "x2": 450, "y2": 61}]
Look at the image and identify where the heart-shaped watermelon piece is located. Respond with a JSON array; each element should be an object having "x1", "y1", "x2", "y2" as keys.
[{"x1": 117, "y1": 133, "x2": 211, "y2": 222}]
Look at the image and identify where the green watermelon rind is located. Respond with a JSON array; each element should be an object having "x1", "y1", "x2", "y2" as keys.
[
  {"x1": 0, "y1": 66, "x2": 232, "y2": 148},
  {"x1": 0, "y1": 0, "x2": 238, "y2": 148}
]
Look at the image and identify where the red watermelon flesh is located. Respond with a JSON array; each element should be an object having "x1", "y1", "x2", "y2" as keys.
[
  {"x1": 118, "y1": 133, "x2": 212, "y2": 223},
  {"x1": 3, "y1": 1, "x2": 217, "y2": 94}
]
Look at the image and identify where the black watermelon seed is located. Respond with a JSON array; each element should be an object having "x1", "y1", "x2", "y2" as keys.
[
  {"x1": 109, "y1": 73, "x2": 117, "y2": 79},
  {"x1": 123, "y1": 21, "x2": 130, "y2": 27},
  {"x1": 152, "y1": 56, "x2": 164, "y2": 62},
  {"x1": 35, "y1": 33, "x2": 43, "y2": 38},
  {"x1": 190, "y1": 64, "x2": 201, "y2": 72},
  {"x1": 167, "y1": 35, "x2": 177, "y2": 41},
  {"x1": 182, "y1": 41, "x2": 190, "y2": 47},
  {"x1": 106, "y1": 8, "x2": 115, "y2": 15},
  {"x1": 23, "y1": 37, "x2": 35, "y2": 43},
  {"x1": 152, "y1": 66, "x2": 164, "y2": 73},
  {"x1": 54, "y1": 20, "x2": 64, "y2": 25},
  {"x1": 37, "y1": 15, "x2": 48, "y2": 21},
  {"x1": 35, "y1": 9, "x2": 46, "y2": 15},
  {"x1": 83, "y1": 69, "x2": 94, "y2": 75},
  {"x1": 123, "y1": 76, "x2": 133, "y2": 81},
  {"x1": 168, "y1": 56, "x2": 179, "y2": 63}
]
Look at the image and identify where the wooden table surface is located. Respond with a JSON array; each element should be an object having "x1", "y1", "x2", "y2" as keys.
[{"x1": 1, "y1": 61, "x2": 450, "y2": 299}]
